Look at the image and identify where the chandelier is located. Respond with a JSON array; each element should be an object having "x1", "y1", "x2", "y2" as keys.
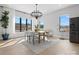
[{"x1": 31, "y1": 4, "x2": 43, "y2": 19}]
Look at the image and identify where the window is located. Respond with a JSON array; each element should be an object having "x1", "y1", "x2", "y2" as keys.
[
  {"x1": 21, "y1": 18, "x2": 26, "y2": 31},
  {"x1": 27, "y1": 19, "x2": 32, "y2": 30},
  {"x1": 38, "y1": 21, "x2": 44, "y2": 31},
  {"x1": 15, "y1": 17, "x2": 32, "y2": 32},
  {"x1": 40, "y1": 22, "x2": 44, "y2": 28},
  {"x1": 59, "y1": 16, "x2": 69, "y2": 32},
  {"x1": 15, "y1": 17, "x2": 20, "y2": 32}
]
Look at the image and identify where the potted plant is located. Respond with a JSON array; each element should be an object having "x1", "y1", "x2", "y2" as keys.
[{"x1": 0, "y1": 11, "x2": 9, "y2": 40}]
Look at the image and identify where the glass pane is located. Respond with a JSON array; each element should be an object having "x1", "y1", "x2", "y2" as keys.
[
  {"x1": 40, "y1": 22, "x2": 44, "y2": 28},
  {"x1": 59, "y1": 16, "x2": 69, "y2": 32},
  {"x1": 60, "y1": 16, "x2": 69, "y2": 26},
  {"x1": 27, "y1": 19, "x2": 31, "y2": 25},
  {"x1": 22, "y1": 18, "x2": 26, "y2": 24},
  {"x1": 27, "y1": 19, "x2": 32, "y2": 30},
  {"x1": 15, "y1": 17, "x2": 20, "y2": 32},
  {"x1": 22, "y1": 18, "x2": 26, "y2": 31}
]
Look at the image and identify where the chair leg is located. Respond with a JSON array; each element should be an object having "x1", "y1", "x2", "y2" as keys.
[
  {"x1": 26, "y1": 36, "x2": 28, "y2": 42},
  {"x1": 29, "y1": 36, "x2": 31, "y2": 43},
  {"x1": 43, "y1": 36, "x2": 45, "y2": 42},
  {"x1": 43, "y1": 33, "x2": 45, "y2": 42},
  {"x1": 27, "y1": 38, "x2": 28, "y2": 42},
  {"x1": 33, "y1": 36, "x2": 35, "y2": 45},
  {"x1": 25, "y1": 36, "x2": 27, "y2": 41},
  {"x1": 38, "y1": 35, "x2": 40, "y2": 43}
]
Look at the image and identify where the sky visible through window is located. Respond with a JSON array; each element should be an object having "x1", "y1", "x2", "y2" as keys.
[
  {"x1": 15, "y1": 17, "x2": 32, "y2": 24},
  {"x1": 22, "y1": 18, "x2": 26, "y2": 24},
  {"x1": 15, "y1": 17, "x2": 20, "y2": 24},
  {"x1": 60, "y1": 16, "x2": 69, "y2": 26}
]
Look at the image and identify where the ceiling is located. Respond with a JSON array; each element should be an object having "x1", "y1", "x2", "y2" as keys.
[{"x1": 1, "y1": 4, "x2": 74, "y2": 15}]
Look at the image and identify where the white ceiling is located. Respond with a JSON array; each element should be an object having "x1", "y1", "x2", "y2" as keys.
[{"x1": 1, "y1": 4, "x2": 73, "y2": 15}]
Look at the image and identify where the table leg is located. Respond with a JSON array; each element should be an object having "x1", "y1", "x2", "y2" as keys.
[{"x1": 43, "y1": 33, "x2": 45, "y2": 42}]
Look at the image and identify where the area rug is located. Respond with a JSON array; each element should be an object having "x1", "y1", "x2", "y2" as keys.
[{"x1": 21, "y1": 39, "x2": 59, "y2": 54}]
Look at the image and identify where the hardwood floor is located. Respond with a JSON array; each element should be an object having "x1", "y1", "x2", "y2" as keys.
[{"x1": 0, "y1": 37, "x2": 79, "y2": 55}]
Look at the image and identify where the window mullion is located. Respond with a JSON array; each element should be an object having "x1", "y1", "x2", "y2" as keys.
[{"x1": 20, "y1": 17, "x2": 22, "y2": 32}]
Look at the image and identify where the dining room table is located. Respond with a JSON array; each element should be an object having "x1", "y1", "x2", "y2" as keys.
[{"x1": 25, "y1": 30, "x2": 46, "y2": 44}]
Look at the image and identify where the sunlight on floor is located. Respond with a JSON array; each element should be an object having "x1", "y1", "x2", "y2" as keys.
[{"x1": 0, "y1": 37, "x2": 25, "y2": 48}]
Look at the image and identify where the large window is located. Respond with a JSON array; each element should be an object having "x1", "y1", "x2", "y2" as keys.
[
  {"x1": 15, "y1": 17, "x2": 32, "y2": 32},
  {"x1": 39, "y1": 22, "x2": 44, "y2": 30},
  {"x1": 39, "y1": 19, "x2": 45, "y2": 30},
  {"x1": 15, "y1": 17, "x2": 20, "y2": 32},
  {"x1": 59, "y1": 16, "x2": 69, "y2": 32},
  {"x1": 27, "y1": 19, "x2": 32, "y2": 30},
  {"x1": 21, "y1": 18, "x2": 26, "y2": 31}
]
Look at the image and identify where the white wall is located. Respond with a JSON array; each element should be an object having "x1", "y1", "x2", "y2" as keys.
[
  {"x1": 0, "y1": 7, "x2": 3, "y2": 39},
  {"x1": 44, "y1": 5, "x2": 79, "y2": 39}
]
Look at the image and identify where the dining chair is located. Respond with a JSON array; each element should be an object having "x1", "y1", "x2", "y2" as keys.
[{"x1": 25, "y1": 31, "x2": 38, "y2": 45}]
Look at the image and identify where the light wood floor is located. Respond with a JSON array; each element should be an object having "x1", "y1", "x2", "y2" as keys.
[{"x1": 0, "y1": 37, "x2": 79, "y2": 55}]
